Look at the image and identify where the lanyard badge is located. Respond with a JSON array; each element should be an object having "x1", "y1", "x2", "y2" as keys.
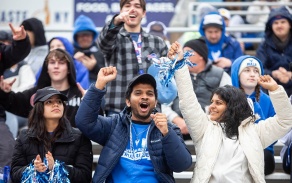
[{"x1": 132, "y1": 34, "x2": 144, "y2": 74}]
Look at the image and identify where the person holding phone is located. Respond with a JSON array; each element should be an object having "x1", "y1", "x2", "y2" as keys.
[
  {"x1": 73, "y1": 14, "x2": 105, "y2": 84},
  {"x1": 75, "y1": 66, "x2": 192, "y2": 183}
]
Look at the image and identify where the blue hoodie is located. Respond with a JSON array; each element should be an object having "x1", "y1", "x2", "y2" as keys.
[
  {"x1": 73, "y1": 15, "x2": 98, "y2": 48},
  {"x1": 231, "y1": 55, "x2": 276, "y2": 153},
  {"x1": 199, "y1": 12, "x2": 243, "y2": 73},
  {"x1": 36, "y1": 37, "x2": 90, "y2": 89}
]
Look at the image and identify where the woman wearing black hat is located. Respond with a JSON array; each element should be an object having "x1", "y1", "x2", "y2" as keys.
[{"x1": 10, "y1": 86, "x2": 92, "y2": 183}]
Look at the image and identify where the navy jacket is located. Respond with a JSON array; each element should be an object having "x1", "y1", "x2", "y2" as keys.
[
  {"x1": 75, "y1": 84, "x2": 192, "y2": 183},
  {"x1": 256, "y1": 6, "x2": 292, "y2": 95}
]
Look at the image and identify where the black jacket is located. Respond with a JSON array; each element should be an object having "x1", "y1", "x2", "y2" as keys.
[
  {"x1": 10, "y1": 121, "x2": 93, "y2": 183},
  {"x1": 0, "y1": 35, "x2": 31, "y2": 121},
  {"x1": 0, "y1": 36, "x2": 31, "y2": 75}
]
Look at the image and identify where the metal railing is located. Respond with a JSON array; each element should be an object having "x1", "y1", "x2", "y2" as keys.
[{"x1": 188, "y1": 1, "x2": 292, "y2": 27}]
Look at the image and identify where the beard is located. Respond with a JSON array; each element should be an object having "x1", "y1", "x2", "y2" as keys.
[{"x1": 131, "y1": 107, "x2": 153, "y2": 121}]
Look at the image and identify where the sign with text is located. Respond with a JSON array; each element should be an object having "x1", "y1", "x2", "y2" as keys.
[
  {"x1": 74, "y1": 0, "x2": 178, "y2": 27},
  {"x1": 1, "y1": 0, "x2": 74, "y2": 29}
]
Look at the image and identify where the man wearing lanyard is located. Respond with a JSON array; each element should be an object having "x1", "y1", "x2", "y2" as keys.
[{"x1": 97, "y1": 0, "x2": 168, "y2": 116}]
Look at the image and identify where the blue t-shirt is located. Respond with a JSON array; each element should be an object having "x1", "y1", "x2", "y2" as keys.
[
  {"x1": 129, "y1": 33, "x2": 140, "y2": 42},
  {"x1": 111, "y1": 121, "x2": 158, "y2": 183}
]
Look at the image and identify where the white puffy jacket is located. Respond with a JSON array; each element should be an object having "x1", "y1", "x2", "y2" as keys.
[{"x1": 175, "y1": 66, "x2": 292, "y2": 183}]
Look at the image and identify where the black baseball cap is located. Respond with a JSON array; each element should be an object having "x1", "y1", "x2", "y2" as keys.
[
  {"x1": 125, "y1": 74, "x2": 157, "y2": 98},
  {"x1": 33, "y1": 86, "x2": 68, "y2": 105}
]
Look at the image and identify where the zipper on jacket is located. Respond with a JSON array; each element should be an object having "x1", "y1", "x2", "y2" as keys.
[
  {"x1": 206, "y1": 127, "x2": 223, "y2": 182},
  {"x1": 148, "y1": 123, "x2": 173, "y2": 183},
  {"x1": 98, "y1": 115, "x2": 131, "y2": 183}
]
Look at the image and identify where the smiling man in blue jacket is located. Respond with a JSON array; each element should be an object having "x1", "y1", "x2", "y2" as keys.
[{"x1": 76, "y1": 66, "x2": 192, "y2": 183}]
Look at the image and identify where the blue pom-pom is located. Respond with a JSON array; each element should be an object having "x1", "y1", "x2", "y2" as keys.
[
  {"x1": 21, "y1": 158, "x2": 70, "y2": 183},
  {"x1": 148, "y1": 51, "x2": 196, "y2": 86}
]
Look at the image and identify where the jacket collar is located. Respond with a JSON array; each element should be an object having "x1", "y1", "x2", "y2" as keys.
[
  {"x1": 119, "y1": 26, "x2": 149, "y2": 38},
  {"x1": 240, "y1": 116, "x2": 257, "y2": 126},
  {"x1": 207, "y1": 115, "x2": 258, "y2": 127}
]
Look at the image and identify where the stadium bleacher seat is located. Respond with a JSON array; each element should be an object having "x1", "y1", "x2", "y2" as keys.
[{"x1": 91, "y1": 140, "x2": 290, "y2": 183}]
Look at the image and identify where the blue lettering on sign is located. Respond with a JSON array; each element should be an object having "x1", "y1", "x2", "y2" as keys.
[
  {"x1": 0, "y1": 11, "x2": 28, "y2": 24},
  {"x1": 74, "y1": 0, "x2": 178, "y2": 27},
  {"x1": 76, "y1": 2, "x2": 110, "y2": 13}
]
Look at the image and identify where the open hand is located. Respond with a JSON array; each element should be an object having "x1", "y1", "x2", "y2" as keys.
[
  {"x1": 278, "y1": 67, "x2": 291, "y2": 84},
  {"x1": 46, "y1": 151, "x2": 55, "y2": 171},
  {"x1": 34, "y1": 154, "x2": 47, "y2": 172}
]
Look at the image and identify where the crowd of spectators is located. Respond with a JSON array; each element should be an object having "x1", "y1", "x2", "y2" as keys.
[{"x1": 1, "y1": 0, "x2": 292, "y2": 182}]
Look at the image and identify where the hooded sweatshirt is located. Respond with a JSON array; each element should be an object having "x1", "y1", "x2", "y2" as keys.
[
  {"x1": 0, "y1": 49, "x2": 82, "y2": 127},
  {"x1": 21, "y1": 18, "x2": 48, "y2": 75},
  {"x1": 73, "y1": 15, "x2": 105, "y2": 83},
  {"x1": 256, "y1": 6, "x2": 292, "y2": 96},
  {"x1": 35, "y1": 37, "x2": 90, "y2": 89},
  {"x1": 231, "y1": 55, "x2": 276, "y2": 153},
  {"x1": 199, "y1": 12, "x2": 243, "y2": 73}
]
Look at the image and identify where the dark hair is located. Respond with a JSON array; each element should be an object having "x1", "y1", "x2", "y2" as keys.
[
  {"x1": 240, "y1": 84, "x2": 261, "y2": 102},
  {"x1": 120, "y1": 0, "x2": 146, "y2": 11},
  {"x1": 37, "y1": 49, "x2": 77, "y2": 89},
  {"x1": 28, "y1": 100, "x2": 67, "y2": 152},
  {"x1": 125, "y1": 81, "x2": 158, "y2": 100},
  {"x1": 211, "y1": 85, "x2": 254, "y2": 139}
]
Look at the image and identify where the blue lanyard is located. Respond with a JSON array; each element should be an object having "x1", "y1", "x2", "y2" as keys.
[{"x1": 132, "y1": 34, "x2": 144, "y2": 74}]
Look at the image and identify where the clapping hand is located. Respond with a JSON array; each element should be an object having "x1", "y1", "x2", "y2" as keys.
[
  {"x1": 34, "y1": 154, "x2": 47, "y2": 172},
  {"x1": 258, "y1": 75, "x2": 279, "y2": 92},
  {"x1": 46, "y1": 151, "x2": 55, "y2": 171},
  {"x1": 271, "y1": 67, "x2": 292, "y2": 84},
  {"x1": 214, "y1": 57, "x2": 232, "y2": 68},
  {"x1": 95, "y1": 66, "x2": 117, "y2": 90}
]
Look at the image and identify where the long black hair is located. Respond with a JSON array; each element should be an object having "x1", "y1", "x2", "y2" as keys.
[
  {"x1": 28, "y1": 100, "x2": 67, "y2": 152},
  {"x1": 212, "y1": 85, "x2": 254, "y2": 139}
]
